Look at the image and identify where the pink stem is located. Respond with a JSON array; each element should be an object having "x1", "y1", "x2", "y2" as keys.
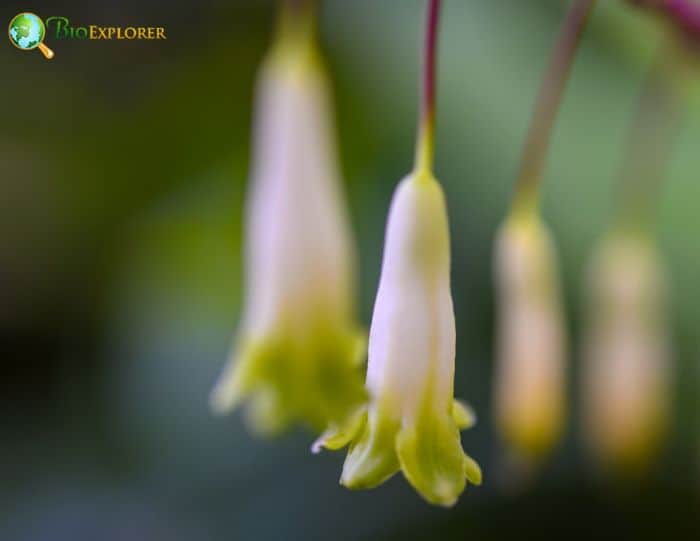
[{"x1": 415, "y1": 0, "x2": 442, "y2": 171}]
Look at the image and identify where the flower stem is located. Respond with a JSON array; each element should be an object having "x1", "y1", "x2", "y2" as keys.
[
  {"x1": 283, "y1": 0, "x2": 313, "y2": 14},
  {"x1": 278, "y1": 0, "x2": 315, "y2": 46},
  {"x1": 511, "y1": 0, "x2": 596, "y2": 217},
  {"x1": 414, "y1": 0, "x2": 442, "y2": 175},
  {"x1": 614, "y1": 36, "x2": 688, "y2": 231}
]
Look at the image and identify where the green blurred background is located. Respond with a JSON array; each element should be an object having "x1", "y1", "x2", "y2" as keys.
[{"x1": 3, "y1": 0, "x2": 700, "y2": 539}]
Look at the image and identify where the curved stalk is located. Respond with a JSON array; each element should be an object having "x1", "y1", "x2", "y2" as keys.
[{"x1": 512, "y1": 0, "x2": 597, "y2": 216}]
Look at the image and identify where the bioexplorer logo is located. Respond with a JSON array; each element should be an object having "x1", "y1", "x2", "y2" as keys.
[
  {"x1": 8, "y1": 12, "x2": 167, "y2": 59},
  {"x1": 8, "y1": 13, "x2": 54, "y2": 58}
]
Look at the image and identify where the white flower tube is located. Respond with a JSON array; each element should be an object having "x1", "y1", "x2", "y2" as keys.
[
  {"x1": 210, "y1": 9, "x2": 365, "y2": 434},
  {"x1": 493, "y1": 213, "x2": 567, "y2": 463},
  {"x1": 581, "y1": 231, "x2": 671, "y2": 472},
  {"x1": 314, "y1": 0, "x2": 480, "y2": 506},
  {"x1": 315, "y1": 172, "x2": 481, "y2": 506},
  {"x1": 490, "y1": 0, "x2": 596, "y2": 466}
]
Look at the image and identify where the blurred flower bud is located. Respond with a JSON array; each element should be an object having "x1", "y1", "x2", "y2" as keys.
[
  {"x1": 210, "y1": 10, "x2": 366, "y2": 435},
  {"x1": 493, "y1": 212, "x2": 567, "y2": 464},
  {"x1": 314, "y1": 172, "x2": 481, "y2": 507},
  {"x1": 582, "y1": 231, "x2": 671, "y2": 473}
]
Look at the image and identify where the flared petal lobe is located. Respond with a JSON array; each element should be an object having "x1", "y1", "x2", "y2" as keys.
[
  {"x1": 582, "y1": 231, "x2": 671, "y2": 472},
  {"x1": 493, "y1": 213, "x2": 567, "y2": 462},
  {"x1": 316, "y1": 172, "x2": 480, "y2": 506},
  {"x1": 211, "y1": 33, "x2": 366, "y2": 434}
]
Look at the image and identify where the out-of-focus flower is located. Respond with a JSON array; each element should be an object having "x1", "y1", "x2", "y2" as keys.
[
  {"x1": 314, "y1": 172, "x2": 481, "y2": 507},
  {"x1": 210, "y1": 7, "x2": 366, "y2": 434},
  {"x1": 491, "y1": 0, "x2": 596, "y2": 469},
  {"x1": 493, "y1": 211, "x2": 567, "y2": 463},
  {"x1": 581, "y1": 230, "x2": 671, "y2": 472}
]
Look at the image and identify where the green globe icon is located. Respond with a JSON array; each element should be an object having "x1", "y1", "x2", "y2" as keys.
[{"x1": 8, "y1": 12, "x2": 54, "y2": 59}]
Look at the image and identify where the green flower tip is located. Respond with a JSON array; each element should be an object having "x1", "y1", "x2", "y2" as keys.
[
  {"x1": 212, "y1": 326, "x2": 368, "y2": 435},
  {"x1": 314, "y1": 398, "x2": 481, "y2": 507}
]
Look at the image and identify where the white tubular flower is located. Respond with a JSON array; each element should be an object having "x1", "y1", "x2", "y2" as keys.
[
  {"x1": 489, "y1": 0, "x2": 595, "y2": 468},
  {"x1": 582, "y1": 231, "x2": 671, "y2": 472},
  {"x1": 314, "y1": 0, "x2": 480, "y2": 506},
  {"x1": 493, "y1": 212, "x2": 567, "y2": 463},
  {"x1": 210, "y1": 9, "x2": 366, "y2": 434},
  {"x1": 314, "y1": 172, "x2": 481, "y2": 507}
]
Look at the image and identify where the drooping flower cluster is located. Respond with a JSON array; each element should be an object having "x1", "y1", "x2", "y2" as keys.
[{"x1": 209, "y1": 0, "x2": 684, "y2": 507}]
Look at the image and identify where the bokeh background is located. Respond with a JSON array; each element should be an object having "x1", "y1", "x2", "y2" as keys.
[{"x1": 3, "y1": 0, "x2": 700, "y2": 539}]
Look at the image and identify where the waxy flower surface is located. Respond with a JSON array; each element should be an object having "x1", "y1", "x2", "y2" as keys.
[{"x1": 315, "y1": 171, "x2": 481, "y2": 506}]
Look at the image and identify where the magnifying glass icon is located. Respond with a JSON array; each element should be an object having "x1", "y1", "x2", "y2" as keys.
[{"x1": 8, "y1": 12, "x2": 55, "y2": 59}]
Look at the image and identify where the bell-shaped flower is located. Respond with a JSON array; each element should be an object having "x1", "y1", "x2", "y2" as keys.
[
  {"x1": 210, "y1": 11, "x2": 366, "y2": 434},
  {"x1": 493, "y1": 212, "x2": 567, "y2": 463},
  {"x1": 314, "y1": 171, "x2": 481, "y2": 507},
  {"x1": 581, "y1": 230, "x2": 671, "y2": 472}
]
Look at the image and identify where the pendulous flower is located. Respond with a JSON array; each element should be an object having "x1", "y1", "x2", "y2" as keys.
[
  {"x1": 493, "y1": 212, "x2": 566, "y2": 462},
  {"x1": 492, "y1": 0, "x2": 595, "y2": 466},
  {"x1": 581, "y1": 230, "x2": 671, "y2": 472},
  {"x1": 314, "y1": 0, "x2": 481, "y2": 507},
  {"x1": 580, "y1": 40, "x2": 680, "y2": 474},
  {"x1": 315, "y1": 171, "x2": 481, "y2": 506},
  {"x1": 210, "y1": 3, "x2": 366, "y2": 434}
]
